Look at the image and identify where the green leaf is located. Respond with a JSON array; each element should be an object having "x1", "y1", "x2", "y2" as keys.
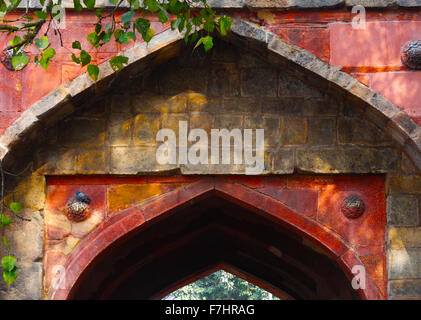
[
  {"x1": 3, "y1": 267, "x2": 18, "y2": 286},
  {"x1": 9, "y1": 0, "x2": 21, "y2": 9},
  {"x1": 11, "y1": 55, "x2": 29, "y2": 71},
  {"x1": 109, "y1": 55, "x2": 128, "y2": 72},
  {"x1": 0, "y1": 214, "x2": 11, "y2": 226},
  {"x1": 190, "y1": 30, "x2": 198, "y2": 44},
  {"x1": 34, "y1": 10, "x2": 48, "y2": 19},
  {"x1": 0, "y1": 0, "x2": 7, "y2": 12},
  {"x1": 72, "y1": 40, "x2": 82, "y2": 50},
  {"x1": 134, "y1": 18, "x2": 150, "y2": 34},
  {"x1": 9, "y1": 202, "x2": 21, "y2": 215},
  {"x1": 101, "y1": 29, "x2": 112, "y2": 43},
  {"x1": 131, "y1": 0, "x2": 140, "y2": 10},
  {"x1": 168, "y1": 0, "x2": 182, "y2": 14},
  {"x1": 39, "y1": 48, "x2": 56, "y2": 69},
  {"x1": 145, "y1": 0, "x2": 159, "y2": 12},
  {"x1": 87, "y1": 31, "x2": 99, "y2": 47},
  {"x1": 87, "y1": 64, "x2": 99, "y2": 81},
  {"x1": 134, "y1": 18, "x2": 154, "y2": 42},
  {"x1": 171, "y1": 17, "x2": 181, "y2": 31},
  {"x1": 121, "y1": 10, "x2": 134, "y2": 24},
  {"x1": 83, "y1": 0, "x2": 95, "y2": 9},
  {"x1": 113, "y1": 29, "x2": 124, "y2": 41},
  {"x1": 218, "y1": 16, "x2": 231, "y2": 36},
  {"x1": 95, "y1": 8, "x2": 103, "y2": 18},
  {"x1": 73, "y1": 0, "x2": 83, "y2": 11},
  {"x1": 192, "y1": 15, "x2": 202, "y2": 27},
  {"x1": 80, "y1": 50, "x2": 91, "y2": 67},
  {"x1": 184, "y1": 22, "x2": 192, "y2": 44},
  {"x1": 157, "y1": 5, "x2": 169, "y2": 23},
  {"x1": 118, "y1": 31, "x2": 135, "y2": 45},
  {"x1": 194, "y1": 35, "x2": 213, "y2": 52},
  {"x1": 1, "y1": 256, "x2": 16, "y2": 272},
  {"x1": 143, "y1": 28, "x2": 154, "y2": 43},
  {"x1": 203, "y1": 20, "x2": 215, "y2": 33},
  {"x1": 71, "y1": 53, "x2": 80, "y2": 64},
  {"x1": 35, "y1": 36, "x2": 49, "y2": 51},
  {"x1": 2, "y1": 237, "x2": 10, "y2": 250},
  {"x1": 95, "y1": 23, "x2": 101, "y2": 34},
  {"x1": 9, "y1": 36, "x2": 21, "y2": 47}
]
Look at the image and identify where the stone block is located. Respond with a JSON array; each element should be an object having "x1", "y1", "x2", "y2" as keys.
[
  {"x1": 387, "y1": 195, "x2": 419, "y2": 226},
  {"x1": 110, "y1": 146, "x2": 177, "y2": 174},
  {"x1": 241, "y1": 68, "x2": 277, "y2": 97},
  {"x1": 187, "y1": 93, "x2": 220, "y2": 114},
  {"x1": 1, "y1": 210, "x2": 43, "y2": 262},
  {"x1": 390, "y1": 248, "x2": 421, "y2": 279},
  {"x1": 189, "y1": 113, "x2": 215, "y2": 134},
  {"x1": 108, "y1": 113, "x2": 133, "y2": 146},
  {"x1": 278, "y1": 72, "x2": 322, "y2": 98},
  {"x1": 222, "y1": 98, "x2": 261, "y2": 114},
  {"x1": 307, "y1": 117, "x2": 336, "y2": 145},
  {"x1": 216, "y1": 115, "x2": 244, "y2": 130},
  {"x1": 10, "y1": 175, "x2": 46, "y2": 211},
  {"x1": 208, "y1": 63, "x2": 240, "y2": 97},
  {"x1": 282, "y1": 117, "x2": 307, "y2": 145},
  {"x1": 401, "y1": 152, "x2": 418, "y2": 174},
  {"x1": 302, "y1": 99, "x2": 338, "y2": 116},
  {"x1": 271, "y1": 148, "x2": 295, "y2": 174},
  {"x1": 388, "y1": 175, "x2": 421, "y2": 194},
  {"x1": 59, "y1": 118, "x2": 105, "y2": 147},
  {"x1": 296, "y1": 147, "x2": 398, "y2": 173},
  {"x1": 0, "y1": 262, "x2": 42, "y2": 300},
  {"x1": 245, "y1": 116, "x2": 280, "y2": 147},
  {"x1": 35, "y1": 148, "x2": 77, "y2": 175},
  {"x1": 161, "y1": 113, "x2": 189, "y2": 141},
  {"x1": 389, "y1": 227, "x2": 421, "y2": 247},
  {"x1": 338, "y1": 117, "x2": 390, "y2": 145},
  {"x1": 133, "y1": 94, "x2": 187, "y2": 113},
  {"x1": 110, "y1": 94, "x2": 132, "y2": 114},
  {"x1": 261, "y1": 98, "x2": 302, "y2": 115},
  {"x1": 159, "y1": 67, "x2": 208, "y2": 95},
  {"x1": 133, "y1": 113, "x2": 161, "y2": 146},
  {"x1": 238, "y1": 53, "x2": 268, "y2": 68},
  {"x1": 76, "y1": 148, "x2": 108, "y2": 174},
  {"x1": 211, "y1": 39, "x2": 239, "y2": 62},
  {"x1": 389, "y1": 280, "x2": 421, "y2": 299}
]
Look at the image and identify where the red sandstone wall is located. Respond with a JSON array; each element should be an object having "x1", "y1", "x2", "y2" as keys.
[{"x1": 1, "y1": 9, "x2": 421, "y2": 134}]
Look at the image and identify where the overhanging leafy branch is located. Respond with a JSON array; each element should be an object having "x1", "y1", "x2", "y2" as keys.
[{"x1": 0, "y1": 0, "x2": 231, "y2": 287}]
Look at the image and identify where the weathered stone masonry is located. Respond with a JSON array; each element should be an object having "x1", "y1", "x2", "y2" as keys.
[{"x1": 1, "y1": 5, "x2": 421, "y2": 299}]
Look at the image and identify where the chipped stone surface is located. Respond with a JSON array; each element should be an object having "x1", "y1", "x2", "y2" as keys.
[{"x1": 387, "y1": 195, "x2": 419, "y2": 226}]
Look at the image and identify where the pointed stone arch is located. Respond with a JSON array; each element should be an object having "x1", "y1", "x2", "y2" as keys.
[
  {"x1": 49, "y1": 178, "x2": 383, "y2": 300},
  {"x1": 0, "y1": 19, "x2": 420, "y2": 171}
]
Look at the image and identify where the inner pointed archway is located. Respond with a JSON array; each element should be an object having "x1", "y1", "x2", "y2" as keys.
[{"x1": 68, "y1": 195, "x2": 360, "y2": 300}]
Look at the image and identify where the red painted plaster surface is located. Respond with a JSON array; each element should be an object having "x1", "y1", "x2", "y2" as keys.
[
  {"x1": 1, "y1": 9, "x2": 421, "y2": 131},
  {"x1": 45, "y1": 175, "x2": 387, "y2": 300}
]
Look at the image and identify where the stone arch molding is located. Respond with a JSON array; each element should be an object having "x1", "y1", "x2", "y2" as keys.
[{"x1": 0, "y1": 18, "x2": 420, "y2": 170}]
